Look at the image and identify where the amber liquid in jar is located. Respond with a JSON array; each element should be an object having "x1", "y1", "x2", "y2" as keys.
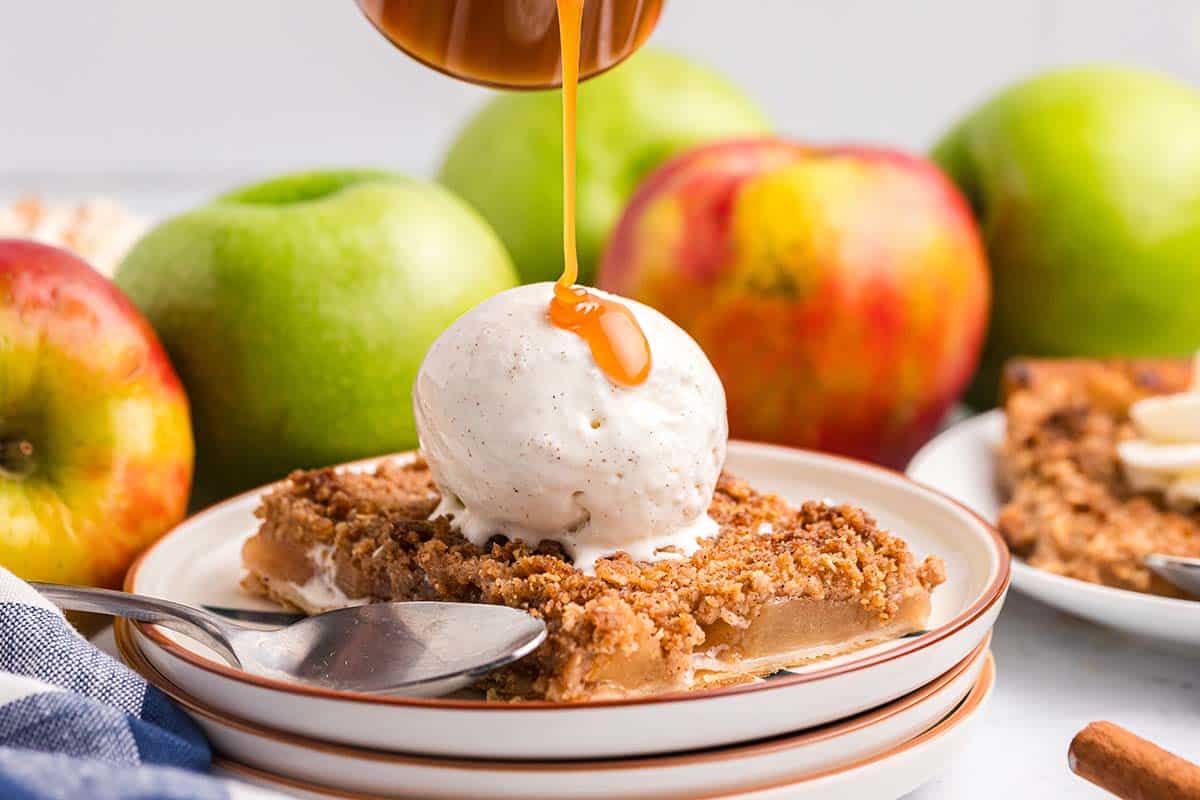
[{"x1": 355, "y1": 0, "x2": 664, "y2": 89}]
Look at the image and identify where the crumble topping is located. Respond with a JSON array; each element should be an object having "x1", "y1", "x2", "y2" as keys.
[{"x1": 245, "y1": 459, "x2": 943, "y2": 700}]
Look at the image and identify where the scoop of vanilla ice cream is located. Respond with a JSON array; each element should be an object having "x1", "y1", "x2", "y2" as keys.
[
  {"x1": 413, "y1": 282, "x2": 727, "y2": 572},
  {"x1": 1119, "y1": 352, "x2": 1200, "y2": 508}
]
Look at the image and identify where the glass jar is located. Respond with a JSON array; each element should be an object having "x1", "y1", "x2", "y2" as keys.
[{"x1": 355, "y1": 0, "x2": 665, "y2": 89}]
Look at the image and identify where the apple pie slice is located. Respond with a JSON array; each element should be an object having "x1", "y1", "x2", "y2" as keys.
[
  {"x1": 998, "y1": 358, "x2": 1200, "y2": 597},
  {"x1": 241, "y1": 459, "x2": 945, "y2": 701}
]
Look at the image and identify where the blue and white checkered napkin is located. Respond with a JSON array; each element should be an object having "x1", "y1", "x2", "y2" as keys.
[{"x1": 0, "y1": 566, "x2": 280, "y2": 800}]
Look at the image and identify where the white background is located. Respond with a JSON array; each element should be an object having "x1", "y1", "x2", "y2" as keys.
[
  {"x1": 8, "y1": 1, "x2": 1200, "y2": 797},
  {"x1": 3, "y1": 0, "x2": 1200, "y2": 213}
]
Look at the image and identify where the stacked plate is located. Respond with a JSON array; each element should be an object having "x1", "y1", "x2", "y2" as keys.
[{"x1": 117, "y1": 442, "x2": 1010, "y2": 800}]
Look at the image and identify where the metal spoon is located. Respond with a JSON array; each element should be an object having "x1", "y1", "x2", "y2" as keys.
[
  {"x1": 32, "y1": 583, "x2": 546, "y2": 697},
  {"x1": 1145, "y1": 554, "x2": 1200, "y2": 598}
]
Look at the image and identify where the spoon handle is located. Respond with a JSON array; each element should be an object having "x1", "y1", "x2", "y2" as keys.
[{"x1": 30, "y1": 582, "x2": 242, "y2": 668}]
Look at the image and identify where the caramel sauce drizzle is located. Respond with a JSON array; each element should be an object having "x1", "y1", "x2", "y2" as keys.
[{"x1": 549, "y1": 0, "x2": 651, "y2": 387}]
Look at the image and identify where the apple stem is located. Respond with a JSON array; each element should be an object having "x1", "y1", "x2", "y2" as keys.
[{"x1": 0, "y1": 440, "x2": 36, "y2": 478}]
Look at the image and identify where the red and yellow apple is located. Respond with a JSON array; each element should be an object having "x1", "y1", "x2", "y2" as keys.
[
  {"x1": 599, "y1": 139, "x2": 989, "y2": 467},
  {"x1": 0, "y1": 240, "x2": 192, "y2": 587}
]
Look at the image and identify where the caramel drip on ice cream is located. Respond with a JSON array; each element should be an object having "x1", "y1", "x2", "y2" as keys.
[{"x1": 548, "y1": 0, "x2": 651, "y2": 386}]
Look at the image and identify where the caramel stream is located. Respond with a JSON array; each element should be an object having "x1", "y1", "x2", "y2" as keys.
[{"x1": 549, "y1": 0, "x2": 651, "y2": 386}]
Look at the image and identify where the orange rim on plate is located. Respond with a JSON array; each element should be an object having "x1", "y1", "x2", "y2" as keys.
[
  {"x1": 126, "y1": 443, "x2": 1011, "y2": 711},
  {"x1": 207, "y1": 656, "x2": 996, "y2": 800},
  {"x1": 116, "y1": 618, "x2": 990, "y2": 771}
]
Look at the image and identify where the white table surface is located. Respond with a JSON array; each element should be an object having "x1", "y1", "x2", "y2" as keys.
[{"x1": 908, "y1": 591, "x2": 1199, "y2": 799}]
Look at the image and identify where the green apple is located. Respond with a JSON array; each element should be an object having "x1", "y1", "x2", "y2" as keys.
[
  {"x1": 116, "y1": 170, "x2": 517, "y2": 504},
  {"x1": 439, "y1": 49, "x2": 771, "y2": 286},
  {"x1": 933, "y1": 65, "x2": 1200, "y2": 407}
]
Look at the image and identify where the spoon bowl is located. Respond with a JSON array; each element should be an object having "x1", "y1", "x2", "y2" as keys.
[
  {"x1": 32, "y1": 583, "x2": 546, "y2": 697},
  {"x1": 241, "y1": 602, "x2": 547, "y2": 696},
  {"x1": 1145, "y1": 554, "x2": 1200, "y2": 599}
]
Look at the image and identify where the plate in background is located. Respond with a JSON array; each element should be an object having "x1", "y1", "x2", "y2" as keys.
[{"x1": 908, "y1": 409, "x2": 1200, "y2": 647}]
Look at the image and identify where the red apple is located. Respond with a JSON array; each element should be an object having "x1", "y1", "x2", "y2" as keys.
[
  {"x1": 0, "y1": 240, "x2": 192, "y2": 587},
  {"x1": 599, "y1": 139, "x2": 989, "y2": 467}
]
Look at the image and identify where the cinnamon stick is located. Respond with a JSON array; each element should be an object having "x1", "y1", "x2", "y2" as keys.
[{"x1": 1069, "y1": 721, "x2": 1200, "y2": 799}]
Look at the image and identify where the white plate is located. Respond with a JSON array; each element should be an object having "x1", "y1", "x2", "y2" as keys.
[
  {"x1": 211, "y1": 655, "x2": 995, "y2": 800},
  {"x1": 908, "y1": 410, "x2": 1200, "y2": 647},
  {"x1": 126, "y1": 441, "x2": 1008, "y2": 759},
  {"x1": 119, "y1": 621, "x2": 991, "y2": 800}
]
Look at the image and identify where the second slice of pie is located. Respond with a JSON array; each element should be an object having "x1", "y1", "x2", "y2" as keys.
[{"x1": 998, "y1": 357, "x2": 1200, "y2": 597}]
